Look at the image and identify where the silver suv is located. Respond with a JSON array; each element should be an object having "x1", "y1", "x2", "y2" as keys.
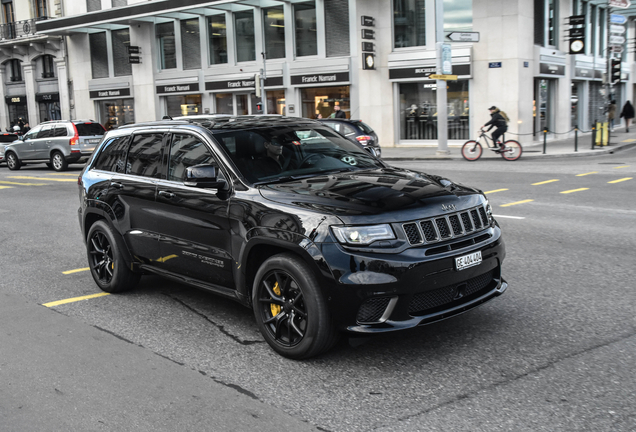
[{"x1": 4, "y1": 120, "x2": 106, "y2": 171}]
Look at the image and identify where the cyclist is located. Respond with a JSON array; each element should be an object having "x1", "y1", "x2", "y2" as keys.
[{"x1": 482, "y1": 106, "x2": 509, "y2": 151}]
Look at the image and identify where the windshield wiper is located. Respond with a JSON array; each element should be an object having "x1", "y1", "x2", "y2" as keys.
[{"x1": 253, "y1": 174, "x2": 318, "y2": 186}]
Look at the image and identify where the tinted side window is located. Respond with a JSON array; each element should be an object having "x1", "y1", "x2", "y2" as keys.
[
  {"x1": 168, "y1": 134, "x2": 215, "y2": 182},
  {"x1": 54, "y1": 126, "x2": 69, "y2": 137},
  {"x1": 127, "y1": 133, "x2": 164, "y2": 178},
  {"x1": 93, "y1": 136, "x2": 131, "y2": 172},
  {"x1": 341, "y1": 123, "x2": 357, "y2": 136},
  {"x1": 355, "y1": 121, "x2": 374, "y2": 134},
  {"x1": 75, "y1": 123, "x2": 106, "y2": 136},
  {"x1": 24, "y1": 126, "x2": 42, "y2": 140},
  {"x1": 37, "y1": 125, "x2": 53, "y2": 138}
]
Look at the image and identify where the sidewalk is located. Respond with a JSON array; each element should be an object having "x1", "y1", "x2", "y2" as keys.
[{"x1": 380, "y1": 126, "x2": 636, "y2": 160}]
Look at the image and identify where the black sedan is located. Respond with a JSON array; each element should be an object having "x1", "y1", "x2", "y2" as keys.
[{"x1": 319, "y1": 118, "x2": 381, "y2": 157}]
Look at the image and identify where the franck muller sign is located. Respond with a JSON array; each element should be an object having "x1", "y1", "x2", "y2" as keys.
[
  {"x1": 156, "y1": 83, "x2": 200, "y2": 94},
  {"x1": 89, "y1": 88, "x2": 132, "y2": 99},
  {"x1": 290, "y1": 72, "x2": 350, "y2": 85}
]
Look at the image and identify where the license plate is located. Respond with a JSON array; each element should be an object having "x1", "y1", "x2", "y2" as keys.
[
  {"x1": 455, "y1": 251, "x2": 482, "y2": 271},
  {"x1": 88, "y1": 139, "x2": 101, "y2": 143}
]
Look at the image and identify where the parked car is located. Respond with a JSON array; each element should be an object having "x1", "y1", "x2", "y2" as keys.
[
  {"x1": 4, "y1": 120, "x2": 106, "y2": 172},
  {"x1": 319, "y1": 118, "x2": 381, "y2": 157},
  {"x1": 78, "y1": 116, "x2": 507, "y2": 359},
  {"x1": 0, "y1": 132, "x2": 20, "y2": 166}
]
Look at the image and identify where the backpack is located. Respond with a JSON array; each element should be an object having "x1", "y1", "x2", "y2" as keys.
[{"x1": 499, "y1": 110, "x2": 510, "y2": 124}]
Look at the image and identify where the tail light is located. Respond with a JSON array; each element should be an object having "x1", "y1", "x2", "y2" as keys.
[
  {"x1": 70, "y1": 124, "x2": 80, "y2": 153},
  {"x1": 356, "y1": 135, "x2": 373, "y2": 145}
]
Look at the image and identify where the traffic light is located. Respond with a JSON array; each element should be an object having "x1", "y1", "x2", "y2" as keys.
[
  {"x1": 256, "y1": 101, "x2": 263, "y2": 113},
  {"x1": 610, "y1": 59, "x2": 621, "y2": 85}
]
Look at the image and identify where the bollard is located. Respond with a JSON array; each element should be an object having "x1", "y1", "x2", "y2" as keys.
[
  {"x1": 591, "y1": 121, "x2": 596, "y2": 150},
  {"x1": 574, "y1": 126, "x2": 579, "y2": 152},
  {"x1": 543, "y1": 129, "x2": 547, "y2": 154}
]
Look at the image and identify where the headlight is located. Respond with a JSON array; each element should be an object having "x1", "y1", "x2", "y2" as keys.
[
  {"x1": 485, "y1": 199, "x2": 493, "y2": 221},
  {"x1": 332, "y1": 224, "x2": 395, "y2": 245}
]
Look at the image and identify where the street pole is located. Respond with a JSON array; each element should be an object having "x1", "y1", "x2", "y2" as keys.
[
  {"x1": 261, "y1": 52, "x2": 268, "y2": 115},
  {"x1": 606, "y1": 2, "x2": 612, "y2": 125},
  {"x1": 435, "y1": 0, "x2": 450, "y2": 156}
]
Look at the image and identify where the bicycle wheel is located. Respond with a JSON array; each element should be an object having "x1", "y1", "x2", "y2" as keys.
[
  {"x1": 461, "y1": 140, "x2": 482, "y2": 161},
  {"x1": 501, "y1": 140, "x2": 522, "y2": 161}
]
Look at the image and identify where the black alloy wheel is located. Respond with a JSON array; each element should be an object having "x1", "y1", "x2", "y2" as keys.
[
  {"x1": 253, "y1": 253, "x2": 338, "y2": 359},
  {"x1": 6, "y1": 152, "x2": 21, "y2": 170},
  {"x1": 86, "y1": 220, "x2": 140, "y2": 293}
]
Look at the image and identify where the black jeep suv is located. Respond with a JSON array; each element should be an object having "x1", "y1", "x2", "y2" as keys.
[{"x1": 78, "y1": 117, "x2": 506, "y2": 359}]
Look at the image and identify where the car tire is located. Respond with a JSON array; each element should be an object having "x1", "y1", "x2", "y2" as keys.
[
  {"x1": 5, "y1": 152, "x2": 21, "y2": 170},
  {"x1": 51, "y1": 151, "x2": 68, "y2": 172},
  {"x1": 86, "y1": 220, "x2": 141, "y2": 293},
  {"x1": 252, "y1": 253, "x2": 338, "y2": 359}
]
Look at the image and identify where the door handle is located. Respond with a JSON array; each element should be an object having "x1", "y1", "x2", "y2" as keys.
[
  {"x1": 158, "y1": 190, "x2": 176, "y2": 199},
  {"x1": 110, "y1": 182, "x2": 124, "y2": 189}
]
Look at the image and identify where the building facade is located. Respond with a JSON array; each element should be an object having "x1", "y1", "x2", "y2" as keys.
[{"x1": 2, "y1": 0, "x2": 632, "y2": 146}]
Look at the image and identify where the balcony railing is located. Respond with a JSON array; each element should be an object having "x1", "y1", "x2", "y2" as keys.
[{"x1": 0, "y1": 18, "x2": 47, "y2": 41}]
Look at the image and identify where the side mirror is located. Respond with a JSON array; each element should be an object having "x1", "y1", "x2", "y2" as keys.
[{"x1": 184, "y1": 164, "x2": 228, "y2": 190}]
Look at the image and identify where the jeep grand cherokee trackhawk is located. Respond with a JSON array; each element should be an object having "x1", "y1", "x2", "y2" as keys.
[{"x1": 78, "y1": 116, "x2": 507, "y2": 359}]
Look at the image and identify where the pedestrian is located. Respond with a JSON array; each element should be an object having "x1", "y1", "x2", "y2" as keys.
[
  {"x1": 482, "y1": 106, "x2": 509, "y2": 151},
  {"x1": 22, "y1": 122, "x2": 30, "y2": 135},
  {"x1": 620, "y1": 100, "x2": 634, "y2": 132},
  {"x1": 329, "y1": 103, "x2": 346, "y2": 119},
  {"x1": 607, "y1": 100, "x2": 617, "y2": 131}
]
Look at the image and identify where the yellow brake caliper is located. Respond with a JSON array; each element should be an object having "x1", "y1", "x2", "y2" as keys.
[{"x1": 270, "y1": 282, "x2": 281, "y2": 317}]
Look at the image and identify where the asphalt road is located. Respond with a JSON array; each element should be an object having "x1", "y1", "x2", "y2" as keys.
[{"x1": 0, "y1": 146, "x2": 634, "y2": 431}]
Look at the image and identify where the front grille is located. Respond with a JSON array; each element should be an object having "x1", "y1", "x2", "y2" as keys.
[
  {"x1": 402, "y1": 205, "x2": 491, "y2": 246},
  {"x1": 357, "y1": 297, "x2": 392, "y2": 323},
  {"x1": 409, "y1": 269, "x2": 495, "y2": 315}
]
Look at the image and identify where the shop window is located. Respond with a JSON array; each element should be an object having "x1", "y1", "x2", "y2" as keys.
[
  {"x1": 8, "y1": 59, "x2": 22, "y2": 82},
  {"x1": 399, "y1": 81, "x2": 469, "y2": 141},
  {"x1": 39, "y1": 102, "x2": 61, "y2": 121},
  {"x1": 325, "y1": 0, "x2": 349, "y2": 57},
  {"x1": 443, "y1": 0, "x2": 472, "y2": 32},
  {"x1": 112, "y1": 28, "x2": 132, "y2": 76},
  {"x1": 181, "y1": 19, "x2": 201, "y2": 70},
  {"x1": 266, "y1": 90, "x2": 286, "y2": 115},
  {"x1": 89, "y1": 32, "x2": 109, "y2": 79},
  {"x1": 41, "y1": 55, "x2": 55, "y2": 78},
  {"x1": 215, "y1": 93, "x2": 233, "y2": 114},
  {"x1": 264, "y1": 6, "x2": 285, "y2": 59},
  {"x1": 301, "y1": 86, "x2": 350, "y2": 119},
  {"x1": 208, "y1": 15, "x2": 228, "y2": 65},
  {"x1": 394, "y1": 0, "x2": 426, "y2": 48},
  {"x1": 157, "y1": 22, "x2": 177, "y2": 70},
  {"x1": 235, "y1": 11, "x2": 255, "y2": 62},
  {"x1": 98, "y1": 98, "x2": 135, "y2": 130},
  {"x1": 295, "y1": 2, "x2": 317, "y2": 57},
  {"x1": 166, "y1": 94, "x2": 202, "y2": 117}
]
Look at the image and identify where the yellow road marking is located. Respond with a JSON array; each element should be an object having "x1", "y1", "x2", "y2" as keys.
[
  {"x1": 561, "y1": 188, "x2": 589, "y2": 194},
  {"x1": 576, "y1": 172, "x2": 597, "y2": 176},
  {"x1": 622, "y1": 139, "x2": 636, "y2": 142},
  {"x1": 608, "y1": 177, "x2": 632, "y2": 184},
  {"x1": 0, "y1": 186, "x2": 14, "y2": 189},
  {"x1": 49, "y1": 173, "x2": 80, "y2": 176},
  {"x1": 7, "y1": 176, "x2": 77, "y2": 182},
  {"x1": 532, "y1": 179, "x2": 559, "y2": 185},
  {"x1": 613, "y1": 166, "x2": 630, "y2": 169},
  {"x1": 484, "y1": 188, "x2": 509, "y2": 194},
  {"x1": 43, "y1": 292, "x2": 110, "y2": 308},
  {"x1": 62, "y1": 267, "x2": 90, "y2": 275},
  {"x1": 0, "y1": 180, "x2": 50, "y2": 186},
  {"x1": 500, "y1": 199, "x2": 534, "y2": 207}
]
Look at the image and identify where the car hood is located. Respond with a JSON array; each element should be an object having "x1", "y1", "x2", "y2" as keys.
[{"x1": 258, "y1": 168, "x2": 483, "y2": 221}]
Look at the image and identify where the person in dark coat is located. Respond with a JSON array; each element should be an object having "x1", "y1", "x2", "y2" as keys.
[
  {"x1": 482, "y1": 106, "x2": 508, "y2": 150},
  {"x1": 620, "y1": 100, "x2": 635, "y2": 132},
  {"x1": 330, "y1": 104, "x2": 346, "y2": 119}
]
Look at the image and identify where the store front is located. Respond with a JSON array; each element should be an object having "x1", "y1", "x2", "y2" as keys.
[
  {"x1": 36, "y1": 93, "x2": 61, "y2": 122},
  {"x1": 90, "y1": 87, "x2": 134, "y2": 129},
  {"x1": 291, "y1": 72, "x2": 350, "y2": 119},
  {"x1": 5, "y1": 96, "x2": 28, "y2": 129},
  {"x1": 206, "y1": 76, "x2": 284, "y2": 115},
  {"x1": 390, "y1": 64, "x2": 471, "y2": 143},
  {"x1": 157, "y1": 83, "x2": 202, "y2": 117}
]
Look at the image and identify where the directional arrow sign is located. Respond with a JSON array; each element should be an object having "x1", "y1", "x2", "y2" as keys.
[
  {"x1": 429, "y1": 74, "x2": 458, "y2": 80},
  {"x1": 611, "y1": 13, "x2": 627, "y2": 24},
  {"x1": 446, "y1": 32, "x2": 480, "y2": 42},
  {"x1": 610, "y1": 24, "x2": 626, "y2": 34},
  {"x1": 609, "y1": 35, "x2": 626, "y2": 45},
  {"x1": 609, "y1": 0, "x2": 630, "y2": 8}
]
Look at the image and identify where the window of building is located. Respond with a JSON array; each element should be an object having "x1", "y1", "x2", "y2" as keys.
[
  {"x1": 112, "y1": 0, "x2": 127, "y2": 6},
  {"x1": 301, "y1": 86, "x2": 350, "y2": 119},
  {"x1": 86, "y1": 0, "x2": 101, "y2": 13},
  {"x1": 208, "y1": 15, "x2": 228, "y2": 65},
  {"x1": 8, "y1": 59, "x2": 22, "y2": 82},
  {"x1": 89, "y1": 32, "x2": 109, "y2": 79},
  {"x1": 235, "y1": 11, "x2": 255, "y2": 62},
  {"x1": 165, "y1": 94, "x2": 202, "y2": 117},
  {"x1": 41, "y1": 55, "x2": 55, "y2": 78},
  {"x1": 399, "y1": 81, "x2": 469, "y2": 141},
  {"x1": 394, "y1": 0, "x2": 426, "y2": 48},
  {"x1": 168, "y1": 134, "x2": 216, "y2": 182},
  {"x1": 39, "y1": 101, "x2": 61, "y2": 121},
  {"x1": 157, "y1": 22, "x2": 177, "y2": 69},
  {"x1": 325, "y1": 0, "x2": 350, "y2": 57},
  {"x1": 35, "y1": 0, "x2": 47, "y2": 18},
  {"x1": 126, "y1": 133, "x2": 165, "y2": 178},
  {"x1": 295, "y1": 2, "x2": 317, "y2": 57},
  {"x1": 548, "y1": 0, "x2": 557, "y2": 46},
  {"x1": 266, "y1": 90, "x2": 286, "y2": 115},
  {"x1": 215, "y1": 93, "x2": 233, "y2": 114},
  {"x1": 98, "y1": 98, "x2": 135, "y2": 130},
  {"x1": 111, "y1": 29, "x2": 132, "y2": 76},
  {"x1": 263, "y1": 6, "x2": 285, "y2": 59},
  {"x1": 444, "y1": 0, "x2": 472, "y2": 32},
  {"x1": 181, "y1": 18, "x2": 201, "y2": 70}
]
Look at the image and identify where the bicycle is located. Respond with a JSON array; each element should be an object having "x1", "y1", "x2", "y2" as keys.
[{"x1": 461, "y1": 129, "x2": 522, "y2": 161}]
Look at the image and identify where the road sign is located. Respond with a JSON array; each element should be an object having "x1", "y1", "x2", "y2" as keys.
[
  {"x1": 610, "y1": 45, "x2": 624, "y2": 54},
  {"x1": 610, "y1": 24, "x2": 626, "y2": 34},
  {"x1": 609, "y1": 0, "x2": 630, "y2": 8},
  {"x1": 429, "y1": 74, "x2": 458, "y2": 80},
  {"x1": 441, "y1": 44, "x2": 452, "y2": 74},
  {"x1": 610, "y1": 13, "x2": 627, "y2": 24},
  {"x1": 609, "y1": 35, "x2": 625, "y2": 45},
  {"x1": 446, "y1": 32, "x2": 480, "y2": 42},
  {"x1": 568, "y1": 15, "x2": 585, "y2": 25}
]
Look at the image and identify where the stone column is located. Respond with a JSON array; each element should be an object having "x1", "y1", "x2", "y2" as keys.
[
  {"x1": 55, "y1": 57, "x2": 71, "y2": 120},
  {"x1": 0, "y1": 68, "x2": 8, "y2": 130},
  {"x1": 22, "y1": 64, "x2": 39, "y2": 126},
  {"x1": 129, "y1": 22, "x2": 159, "y2": 121}
]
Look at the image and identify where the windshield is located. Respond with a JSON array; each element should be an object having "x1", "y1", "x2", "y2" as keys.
[
  {"x1": 213, "y1": 125, "x2": 384, "y2": 184},
  {"x1": 75, "y1": 123, "x2": 106, "y2": 136}
]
